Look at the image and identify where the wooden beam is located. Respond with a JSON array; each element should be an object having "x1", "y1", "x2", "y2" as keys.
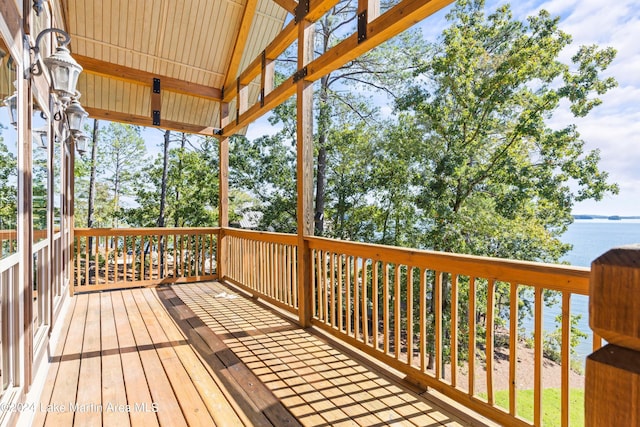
[
  {"x1": 217, "y1": 134, "x2": 229, "y2": 278},
  {"x1": 17, "y1": 48, "x2": 34, "y2": 389},
  {"x1": 85, "y1": 107, "x2": 217, "y2": 135},
  {"x1": 0, "y1": 0, "x2": 21, "y2": 46},
  {"x1": 224, "y1": 0, "x2": 259, "y2": 88},
  {"x1": 296, "y1": 17, "x2": 314, "y2": 328},
  {"x1": 272, "y1": 0, "x2": 298, "y2": 14},
  {"x1": 222, "y1": 0, "x2": 453, "y2": 136},
  {"x1": 307, "y1": 0, "x2": 454, "y2": 81},
  {"x1": 223, "y1": 0, "x2": 340, "y2": 101},
  {"x1": 74, "y1": 55, "x2": 222, "y2": 101}
]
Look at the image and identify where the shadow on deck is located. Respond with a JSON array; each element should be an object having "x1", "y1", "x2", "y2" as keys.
[{"x1": 31, "y1": 281, "x2": 491, "y2": 426}]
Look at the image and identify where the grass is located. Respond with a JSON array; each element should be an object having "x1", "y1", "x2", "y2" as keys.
[{"x1": 480, "y1": 388, "x2": 584, "y2": 426}]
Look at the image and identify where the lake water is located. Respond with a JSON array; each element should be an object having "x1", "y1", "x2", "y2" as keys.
[{"x1": 524, "y1": 219, "x2": 640, "y2": 362}]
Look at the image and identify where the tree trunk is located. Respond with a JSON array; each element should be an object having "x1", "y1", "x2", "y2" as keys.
[
  {"x1": 87, "y1": 119, "x2": 99, "y2": 254},
  {"x1": 158, "y1": 130, "x2": 170, "y2": 277},
  {"x1": 314, "y1": 76, "x2": 330, "y2": 236},
  {"x1": 158, "y1": 130, "x2": 170, "y2": 228},
  {"x1": 174, "y1": 133, "x2": 186, "y2": 227}
]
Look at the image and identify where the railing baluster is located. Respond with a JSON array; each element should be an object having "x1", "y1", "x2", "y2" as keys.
[
  {"x1": 435, "y1": 271, "x2": 442, "y2": 380},
  {"x1": 561, "y1": 292, "x2": 570, "y2": 427},
  {"x1": 509, "y1": 282, "x2": 518, "y2": 416},
  {"x1": 84, "y1": 235, "x2": 89, "y2": 286},
  {"x1": 450, "y1": 273, "x2": 458, "y2": 386},
  {"x1": 106, "y1": 235, "x2": 111, "y2": 285},
  {"x1": 372, "y1": 260, "x2": 378, "y2": 350},
  {"x1": 346, "y1": 256, "x2": 351, "y2": 336},
  {"x1": 330, "y1": 252, "x2": 336, "y2": 328},
  {"x1": 383, "y1": 262, "x2": 389, "y2": 355},
  {"x1": 394, "y1": 264, "x2": 401, "y2": 361},
  {"x1": 533, "y1": 286, "x2": 542, "y2": 425},
  {"x1": 407, "y1": 266, "x2": 413, "y2": 366},
  {"x1": 354, "y1": 256, "x2": 360, "y2": 339},
  {"x1": 486, "y1": 279, "x2": 495, "y2": 404},
  {"x1": 468, "y1": 276, "x2": 476, "y2": 394},
  {"x1": 362, "y1": 258, "x2": 368, "y2": 345},
  {"x1": 420, "y1": 268, "x2": 426, "y2": 372},
  {"x1": 338, "y1": 254, "x2": 344, "y2": 332}
]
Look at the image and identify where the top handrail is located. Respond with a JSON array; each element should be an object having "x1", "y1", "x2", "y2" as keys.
[
  {"x1": 74, "y1": 227, "x2": 220, "y2": 237},
  {"x1": 306, "y1": 235, "x2": 591, "y2": 294}
]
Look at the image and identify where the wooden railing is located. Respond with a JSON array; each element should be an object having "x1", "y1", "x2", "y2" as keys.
[
  {"x1": 1, "y1": 230, "x2": 49, "y2": 259},
  {"x1": 306, "y1": 235, "x2": 597, "y2": 427},
  {"x1": 222, "y1": 228, "x2": 299, "y2": 314},
  {"x1": 0, "y1": 230, "x2": 17, "y2": 259},
  {"x1": 73, "y1": 228, "x2": 219, "y2": 293},
  {"x1": 0, "y1": 251, "x2": 19, "y2": 396},
  {"x1": 69, "y1": 227, "x2": 601, "y2": 426}
]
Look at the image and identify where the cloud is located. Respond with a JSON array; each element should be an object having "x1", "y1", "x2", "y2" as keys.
[{"x1": 515, "y1": 0, "x2": 640, "y2": 215}]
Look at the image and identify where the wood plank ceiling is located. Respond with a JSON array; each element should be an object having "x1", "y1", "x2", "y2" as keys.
[{"x1": 60, "y1": 0, "x2": 287, "y2": 134}]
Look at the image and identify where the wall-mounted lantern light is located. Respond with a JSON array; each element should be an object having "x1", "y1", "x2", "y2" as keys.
[
  {"x1": 25, "y1": 27, "x2": 87, "y2": 155},
  {"x1": 33, "y1": 126, "x2": 48, "y2": 149},
  {"x1": 74, "y1": 132, "x2": 88, "y2": 155},
  {"x1": 65, "y1": 96, "x2": 88, "y2": 135},
  {"x1": 3, "y1": 91, "x2": 17, "y2": 127}
]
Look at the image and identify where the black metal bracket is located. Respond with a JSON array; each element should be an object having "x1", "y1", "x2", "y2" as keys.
[
  {"x1": 260, "y1": 88, "x2": 265, "y2": 107},
  {"x1": 153, "y1": 78, "x2": 161, "y2": 94},
  {"x1": 293, "y1": 66, "x2": 308, "y2": 82},
  {"x1": 357, "y1": 11, "x2": 367, "y2": 44},
  {"x1": 295, "y1": 0, "x2": 310, "y2": 24},
  {"x1": 213, "y1": 128, "x2": 223, "y2": 136},
  {"x1": 261, "y1": 50, "x2": 266, "y2": 71},
  {"x1": 152, "y1": 110, "x2": 161, "y2": 126}
]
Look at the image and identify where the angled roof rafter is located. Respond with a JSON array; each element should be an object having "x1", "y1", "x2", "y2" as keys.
[
  {"x1": 224, "y1": 0, "x2": 260, "y2": 88},
  {"x1": 271, "y1": 0, "x2": 298, "y2": 14},
  {"x1": 222, "y1": 0, "x2": 455, "y2": 136}
]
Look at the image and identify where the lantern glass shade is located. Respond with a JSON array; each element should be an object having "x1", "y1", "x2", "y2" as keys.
[
  {"x1": 3, "y1": 92, "x2": 18, "y2": 127},
  {"x1": 74, "y1": 132, "x2": 88, "y2": 155},
  {"x1": 65, "y1": 98, "x2": 88, "y2": 134},
  {"x1": 43, "y1": 45, "x2": 83, "y2": 102},
  {"x1": 33, "y1": 127, "x2": 48, "y2": 149}
]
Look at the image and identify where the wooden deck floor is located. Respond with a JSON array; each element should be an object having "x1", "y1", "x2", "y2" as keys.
[{"x1": 32, "y1": 281, "x2": 479, "y2": 426}]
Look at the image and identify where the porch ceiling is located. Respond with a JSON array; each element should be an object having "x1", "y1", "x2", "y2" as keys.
[{"x1": 61, "y1": 0, "x2": 287, "y2": 134}]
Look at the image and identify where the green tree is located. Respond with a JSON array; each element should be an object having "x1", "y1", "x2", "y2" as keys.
[
  {"x1": 0, "y1": 125, "x2": 17, "y2": 235},
  {"x1": 125, "y1": 134, "x2": 220, "y2": 227},
  {"x1": 395, "y1": 0, "x2": 618, "y2": 259},
  {"x1": 230, "y1": 125, "x2": 298, "y2": 233},
  {"x1": 100, "y1": 123, "x2": 146, "y2": 227},
  {"x1": 390, "y1": 0, "x2": 617, "y2": 367}
]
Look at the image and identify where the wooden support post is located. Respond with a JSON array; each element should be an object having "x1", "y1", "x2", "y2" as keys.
[
  {"x1": 217, "y1": 128, "x2": 229, "y2": 279},
  {"x1": 17, "y1": 39, "x2": 34, "y2": 389},
  {"x1": 586, "y1": 245, "x2": 640, "y2": 425},
  {"x1": 67, "y1": 137, "x2": 75, "y2": 296},
  {"x1": 296, "y1": 18, "x2": 315, "y2": 328}
]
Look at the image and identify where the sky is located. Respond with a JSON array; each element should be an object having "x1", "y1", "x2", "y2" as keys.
[
  {"x1": 2, "y1": 0, "x2": 638, "y2": 216},
  {"x1": 246, "y1": 0, "x2": 640, "y2": 217}
]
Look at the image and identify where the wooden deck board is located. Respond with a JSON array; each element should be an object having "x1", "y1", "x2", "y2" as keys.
[
  {"x1": 44, "y1": 293, "x2": 89, "y2": 426},
  {"x1": 99, "y1": 292, "x2": 131, "y2": 427},
  {"x1": 31, "y1": 296, "x2": 78, "y2": 427},
  {"x1": 110, "y1": 291, "x2": 160, "y2": 427},
  {"x1": 33, "y1": 281, "x2": 478, "y2": 427},
  {"x1": 120, "y1": 290, "x2": 187, "y2": 427}
]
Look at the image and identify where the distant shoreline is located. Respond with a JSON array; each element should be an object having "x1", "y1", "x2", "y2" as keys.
[{"x1": 572, "y1": 214, "x2": 640, "y2": 220}]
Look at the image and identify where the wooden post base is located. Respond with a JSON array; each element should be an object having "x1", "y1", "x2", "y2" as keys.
[{"x1": 585, "y1": 344, "x2": 640, "y2": 426}]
